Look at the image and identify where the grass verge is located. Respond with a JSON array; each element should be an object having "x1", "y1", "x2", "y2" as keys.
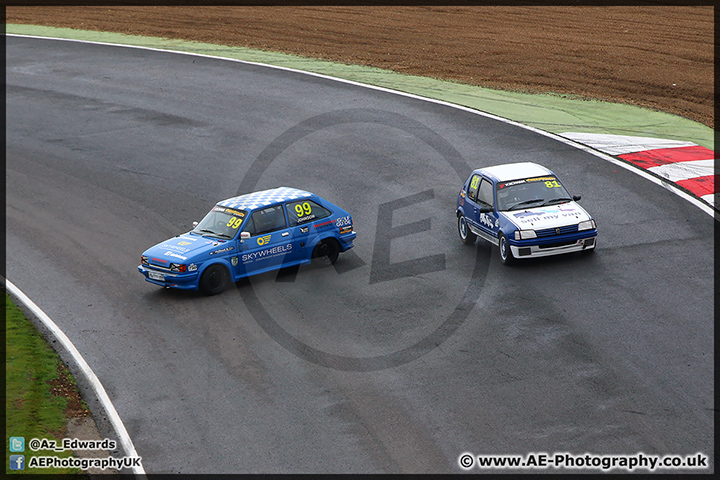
[{"x1": 5, "y1": 293, "x2": 89, "y2": 475}]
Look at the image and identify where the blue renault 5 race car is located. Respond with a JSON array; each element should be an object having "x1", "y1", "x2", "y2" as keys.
[
  {"x1": 139, "y1": 187, "x2": 356, "y2": 294},
  {"x1": 456, "y1": 162, "x2": 597, "y2": 265}
]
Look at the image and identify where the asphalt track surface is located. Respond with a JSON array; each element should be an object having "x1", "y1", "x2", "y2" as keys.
[{"x1": 5, "y1": 36, "x2": 714, "y2": 474}]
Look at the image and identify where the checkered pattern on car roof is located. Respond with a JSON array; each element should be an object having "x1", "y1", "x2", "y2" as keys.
[{"x1": 217, "y1": 187, "x2": 313, "y2": 210}]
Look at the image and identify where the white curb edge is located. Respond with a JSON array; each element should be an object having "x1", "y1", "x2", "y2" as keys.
[{"x1": 5, "y1": 278, "x2": 146, "y2": 476}]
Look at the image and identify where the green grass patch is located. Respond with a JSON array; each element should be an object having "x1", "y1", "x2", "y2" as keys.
[
  {"x1": 6, "y1": 24, "x2": 714, "y2": 151},
  {"x1": 5, "y1": 293, "x2": 87, "y2": 475}
]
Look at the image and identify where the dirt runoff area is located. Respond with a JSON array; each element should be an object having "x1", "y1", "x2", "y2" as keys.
[{"x1": 6, "y1": 5, "x2": 714, "y2": 129}]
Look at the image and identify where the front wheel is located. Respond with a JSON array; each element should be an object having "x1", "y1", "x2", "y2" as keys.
[
  {"x1": 498, "y1": 234, "x2": 515, "y2": 265},
  {"x1": 457, "y1": 215, "x2": 477, "y2": 245},
  {"x1": 199, "y1": 264, "x2": 229, "y2": 295},
  {"x1": 311, "y1": 239, "x2": 340, "y2": 266}
]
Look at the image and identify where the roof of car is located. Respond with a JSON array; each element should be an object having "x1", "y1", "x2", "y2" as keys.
[
  {"x1": 476, "y1": 162, "x2": 553, "y2": 182},
  {"x1": 217, "y1": 187, "x2": 314, "y2": 210}
]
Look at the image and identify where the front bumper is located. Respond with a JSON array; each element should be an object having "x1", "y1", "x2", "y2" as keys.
[
  {"x1": 509, "y1": 230, "x2": 597, "y2": 259},
  {"x1": 138, "y1": 265, "x2": 199, "y2": 290}
]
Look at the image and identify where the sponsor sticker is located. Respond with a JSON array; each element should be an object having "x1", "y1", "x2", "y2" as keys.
[
  {"x1": 336, "y1": 215, "x2": 352, "y2": 227},
  {"x1": 313, "y1": 219, "x2": 335, "y2": 229},
  {"x1": 160, "y1": 244, "x2": 190, "y2": 253},
  {"x1": 210, "y1": 246, "x2": 235, "y2": 255},
  {"x1": 297, "y1": 214, "x2": 316, "y2": 223},
  {"x1": 479, "y1": 213, "x2": 495, "y2": 229},
  {"x1": 213, "y1": 206, "x2": 246, "y2": 217},
  {"x1": 499, "y1": 179, "x2": 526, "y2": 188},
  {"x1": 242, "y1": 244, "x2": 292, "y2": 263},
  {"x1": 225, "y1": 208, "x2": 246, "y2": 217}
]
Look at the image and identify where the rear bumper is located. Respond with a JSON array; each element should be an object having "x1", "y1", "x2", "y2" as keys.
[{"x1": 339, "y1": 231, "x2": 357, "y2": 251}]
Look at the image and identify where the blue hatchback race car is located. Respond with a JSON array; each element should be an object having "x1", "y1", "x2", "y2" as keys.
[
  {"x1": 456, "y1": 162, "x2": 597, "y2": 265},
  {"x1": 139, "y1": 187, "x2": 356, "y2": 294}
]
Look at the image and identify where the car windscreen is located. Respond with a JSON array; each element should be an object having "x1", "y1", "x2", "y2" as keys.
[
  {"x1": 192, "y1": 206, "x2": 247, "y2": 239},
  {"x1": 496, "y1": 176, "x2": 572, "y2": 211}
]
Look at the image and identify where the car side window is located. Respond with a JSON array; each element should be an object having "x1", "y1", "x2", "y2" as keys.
[
  {"x1": 244, "y1": 205, "x2": 287, "y2": 235},
  {"x1": 285, "y1": 200, "x2": 331, "y2": 227},
  {"x1": 476, "y1": 178, "x2": 494, "y2": 207},
  {"x1": 467, "y1": 174, "x2": 481, "y2": 201}
]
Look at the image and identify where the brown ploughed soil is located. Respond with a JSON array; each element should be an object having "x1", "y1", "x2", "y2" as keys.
[{"x1": 5, "y1": 5, "x2": 714, "y2": 129}]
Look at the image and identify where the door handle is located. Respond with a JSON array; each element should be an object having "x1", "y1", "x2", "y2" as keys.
[{"x1": 281, "y1": 232, "x2": 290, "y2": 237}]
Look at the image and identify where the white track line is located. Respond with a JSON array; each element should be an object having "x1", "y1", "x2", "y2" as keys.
[
  {"x1": 8, "y1": 33, "x2": 715, "y2": 218},
  {"x1": 5, "y1": 279, "x2": 145, "y2": 476}
]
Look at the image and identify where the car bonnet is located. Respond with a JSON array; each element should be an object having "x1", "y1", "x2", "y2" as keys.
[
  {"x1": 502, "y1": 202, "x2": 591, "y2": 230},
  {"x1": 144, "y1": 233, "x2": 233, "y2": 266}
]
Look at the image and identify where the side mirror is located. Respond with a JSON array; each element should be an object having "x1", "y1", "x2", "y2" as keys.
[
  {"x1": 192, "y1": 221, "x2": 199, "y2": 228},
  {"x1": 573, "y1": 195, "x2": 581, "y2": 201},
  {"x1": 479, "y1": 206, "x2": 493, "y2": 213},
  {"x1": 240, "y1": 232, "x2": 251, "y2": 241}
]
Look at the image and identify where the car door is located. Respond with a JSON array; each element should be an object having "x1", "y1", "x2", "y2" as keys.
[
  {"x1": 471, "y1": 176, "x2": 500, "y2": 242},
  {"x1": 464, "y1": 173, "x2": 483, "y2": 234},
  {"x1": 237, "y1": 204, "x2": 294, "y2": 275}
]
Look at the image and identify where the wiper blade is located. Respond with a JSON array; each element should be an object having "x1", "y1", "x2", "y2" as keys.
[
  {"x1": 196, "y1": 229, "x2": 232, "y2": 239},
  {"x1": 543, "y1": 197, "x2": 572, "y2": 206},
  {"x1": 508, "y1": 198, "x2": 544, "y2": 210}
]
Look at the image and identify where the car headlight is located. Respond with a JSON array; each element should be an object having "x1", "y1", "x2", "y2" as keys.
[
  {"x1": 141, "y1": 255, "x2": 149, "y2": 265},
  {"x1": 578, "y1": 219, "x2": 596, "y2": 231},
  {"x1": 169, "y1": 263, "x2": 187, "y2": 273},
  {"x1": 515, "y1": 229, "x2": 537, "y2": 240}
]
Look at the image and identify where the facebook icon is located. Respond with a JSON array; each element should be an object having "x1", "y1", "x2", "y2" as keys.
[{"x1": 10, "y1": 455, "x2": 25, "y2": 470}]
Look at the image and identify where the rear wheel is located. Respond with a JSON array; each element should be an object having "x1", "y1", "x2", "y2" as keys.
[
  {"x1": 457, "y1": 215, "x2": 477, "y2": 245},
  {"x1": 199, "y1": 264, "x2": 229, "y2": 295},
  {"x1": 312, "y1": 239, "x2": 340, "y2": 266},
  {"x1": 498, "y1": 234, "x2": 515, "y2": 265}
]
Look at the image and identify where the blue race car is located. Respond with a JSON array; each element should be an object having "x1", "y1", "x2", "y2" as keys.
[
  {"x1": 456, "y1": 162, "x2": 597, "y2": 265},
  {"x1": 139, "y1": 187, "x2": 357, "y2": 294}
]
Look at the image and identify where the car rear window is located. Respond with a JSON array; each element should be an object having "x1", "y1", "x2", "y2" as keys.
[{"x1": 286, "y1": 200, "x2": 331, "y2": 226}]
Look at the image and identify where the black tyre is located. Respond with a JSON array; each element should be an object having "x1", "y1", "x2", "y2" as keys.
[
  {"x1": 199, "y1": 264, "x2": 229, "y2": 295},
  {"x1": 311, "y1": 239, "x2": 340, "y2": 266},
  {"x1": 498, "y1": 234, "x2": 515, "y2": 265},
  {"x1": 457, "y1": 215, "x2": 477, "y2": 245}
]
